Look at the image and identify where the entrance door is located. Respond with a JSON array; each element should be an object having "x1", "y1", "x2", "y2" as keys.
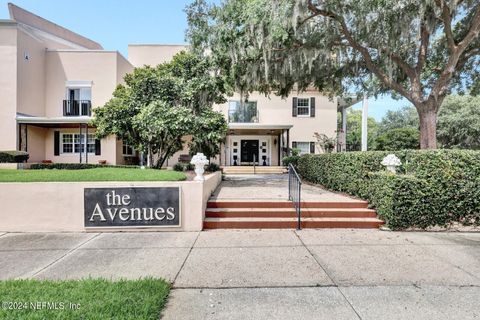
[{"x1": 241, "y1": 140, "x2": 259, "y2": 164}]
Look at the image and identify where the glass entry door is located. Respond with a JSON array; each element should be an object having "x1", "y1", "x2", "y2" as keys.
[{"x1": 241, "y1": 140, "x2": 259, "y2": 164}]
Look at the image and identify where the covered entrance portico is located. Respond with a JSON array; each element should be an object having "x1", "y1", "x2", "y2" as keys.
[{"x1": 223, "y1": 124, "x2": 293, "y2": 166}]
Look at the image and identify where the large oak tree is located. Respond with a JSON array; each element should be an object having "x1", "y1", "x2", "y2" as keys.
[{"x1": 186, "y1": 0, "x2": 480, "y2": 148}]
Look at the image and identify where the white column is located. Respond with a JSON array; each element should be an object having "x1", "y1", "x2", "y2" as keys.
[{"x1": 361, "y1": 95, "x2": 368, "y2": 151}]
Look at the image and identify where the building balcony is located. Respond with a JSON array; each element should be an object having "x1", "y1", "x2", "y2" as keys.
[{"x1": 63, "y1": 100, "x2": 92, "y2": 117}]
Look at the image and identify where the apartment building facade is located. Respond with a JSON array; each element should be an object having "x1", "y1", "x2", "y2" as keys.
[{"x1": 0, "y1": 4, "x2": 339, "y2": 167}]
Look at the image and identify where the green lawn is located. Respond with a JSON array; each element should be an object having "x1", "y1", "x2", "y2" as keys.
[
  {"x1": 0, "y1": 168, "x2": 186, "y2": 182},
  {"x1": 0, "y1": 278, "x2": 170, "y2": 320}
]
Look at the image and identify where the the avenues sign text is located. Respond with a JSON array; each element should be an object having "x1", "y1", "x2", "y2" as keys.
[{"x1": 84, "y1": 187, "x2": 180, "y2": 227}]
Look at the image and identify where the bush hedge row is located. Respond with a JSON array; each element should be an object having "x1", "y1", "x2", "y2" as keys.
[
  {"x1": 0, "y1": 151, "x2": 29, "y2": 163},
  {"x1": 282, "y1": 155, "x2": 300, "y2": 167},
  {"x1": 174, "y1": 162, "x2": 221, "y2": 172},
  {"x1": 32, "y1": 162, "x2": 222, "y2": 172},
  {"x1": 297, "y1": 150, "x2": 480, "y2": 229},
  {"x1": 30, "y1": 163, "x2": 138, "y2": 170}
]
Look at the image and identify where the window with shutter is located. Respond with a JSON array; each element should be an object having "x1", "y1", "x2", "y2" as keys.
[
  {"x1": 59, "y1": 133, "x2": 95, "y2": 154},
  {"x1": 310, "y1": 97, "x2": 315, "y2": 117},
  {"x1": 123, "y1": 142, "x2": 135, "y2": 156},
  {"x1": 95, "y1": 139, "x2": 101, "y2": 155},
  {"x1": 295, "y1": 142, "x2": 311, "y2": 155},
  {"x1": 292, "y1": 97, "x2": 298, "y2": 117},
  {"x1": 54, "y1": 131, "x2": 60, "y2": 156},
  {"x1": 296, "y1": 98, "x2": 310, "y2": 116}
]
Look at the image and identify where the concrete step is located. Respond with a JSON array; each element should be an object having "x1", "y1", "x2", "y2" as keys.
[
  {"x1": 203, "y1": 217, "x2": 384, "y2": 229},
  {"x1": 205, "y1": 207, "x2": 378, "y2": 218},
  {"x1": 221, "y1": 166, "x2": 288, "y2": 174},
  {"x1": 207, "y1": 200, "x2": 369, "y2": 209}
]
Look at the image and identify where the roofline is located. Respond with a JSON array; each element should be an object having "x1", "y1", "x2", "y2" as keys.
[
  {"x1": 46, "y1": 49, "x2": 119, "y2": 53},
  {"x1": 128, "y1": 43, "x2": 189, "y2": 47},
  {"x1": 8, "y1": 3, "x2": 103, "y2": 50},
  {"x1": 228, "y1": 124, "x2": 293, "y2": 130},
  {"x1": 45, "y1": 49, "x2": 132, "y2": 67},
  {"x1": 0, "y1": 19, "x2": 16, "y2": 26},
  {"x1": 337, "y1": 95, "x2": 361, "y2": 110},
  {"x1": 16, "y1": 116, "x2": 92, "y2": 124}
]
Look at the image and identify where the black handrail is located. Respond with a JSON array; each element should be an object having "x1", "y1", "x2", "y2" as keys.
[
  {"x1": 63, "y1": 100, "x2": 92, "y2": 116},
  {"x1": 288, "y1": 163, "x2": 302, "y2": 230}
]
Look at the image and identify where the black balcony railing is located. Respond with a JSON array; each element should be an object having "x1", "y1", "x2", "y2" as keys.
[{"x1": 63, "y1": 100, "x2": 92, "y2": 116}]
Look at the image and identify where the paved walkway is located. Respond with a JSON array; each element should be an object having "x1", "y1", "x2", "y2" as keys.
[
  {"x1": 0, "y1": 230, "x2": 479, "y2": 319},
  {"x1": 212, "y1": 174, "x2": 359, "y2": 202}
]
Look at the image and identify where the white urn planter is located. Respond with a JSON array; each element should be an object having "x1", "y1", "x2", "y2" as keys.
[
  {"x1": 381, "y1": 154, "x2": 401, "y2": 173},
  {"x1": 191, "y1": 153, "x2": 209, "y2": 181}
]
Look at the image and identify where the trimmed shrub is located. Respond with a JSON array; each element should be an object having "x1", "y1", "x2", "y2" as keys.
[
  {"x1": 30, "y1": 163, "x2": 137, "y2": 170},
  {"x1": 368, "y1": 172, "x2": 438, "y2": 229},
  {"x1": 282, "y1": 155, "x2": 300, "y2": 167},
  {"x1": 375, "y1": 128, "x2": 420, "y2": 151},
  {"x1": 205, "y1": 163, "x2": 220, "y2": 172},
  {"x1": 297, "y1": 150, "x2": 480, "y2": 229},
  {"x1": 0, "y1": 151, "x2": 29, "y2": 163},
  {"x1": 185, "y1": 163, "x2": 195, "y2": 171},
  {"x1": 297, "y1": 151, "x2": 393, "y2": 199},
  {"x1": 173, "y1": 163, "x2": 185, "y2": 172}
]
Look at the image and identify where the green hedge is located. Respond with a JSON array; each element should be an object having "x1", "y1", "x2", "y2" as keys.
[
  {"x1": 0, "y1": 151, "x2": 29, "y2": 163},
  {"x1": 367, "y1": 172, "x2": 439, "y2": 229},
  {"x1": 174, "y1": 162, "x2": 220, "y2": 172},
  {"x1": 30, "y1": 163, "x2": 138, "y2": 170},
  {"x1": 206, "y1": 163, "x2": 221, "y2": 172},
  {"x1": 282, "y1": 155, "x2": 300, "y2": 167},
  {"x1": 297, "y1": 150, "x2": 480, "y2": 229}
]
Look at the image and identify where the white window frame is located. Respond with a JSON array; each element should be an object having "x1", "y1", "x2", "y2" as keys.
[
  {"x1": 296, "y1": 98, "x2": 311, "y2": 117},
  {"x1": 64, "y1": 82, "x2": 92, "y2": 101},
  {"x1": 60, "y1": 133, "x2": 95, "y2": 155},
  {"x1": 296, "y1": 142, "x2": 312, "y2": 155},
  {"x1": 122, "y1": 142, "x2": 135, "y2": 157}
]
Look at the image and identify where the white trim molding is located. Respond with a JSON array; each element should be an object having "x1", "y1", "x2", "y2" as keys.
[{"x1": 65, "y1": 80, "x2": 93, "y2": 88}]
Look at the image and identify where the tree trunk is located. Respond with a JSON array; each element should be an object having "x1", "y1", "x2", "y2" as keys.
[
  {"x1": 156, "y1": 144, "x2": 173, "y2": 169},
  {"x1": 148, "y1": 147, "x2": 154, "y2": 168},
  {"x1": 416, "y1": 103, "x2": 438, "y2": 149}
]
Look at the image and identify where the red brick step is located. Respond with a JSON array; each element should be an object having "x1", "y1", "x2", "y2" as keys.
[
  {"x1": 205, "y1": 208, "x2": 377, "y2": 218},
  {"x1": 204, "y1": 199, "x2": 383, "y2": 229},
  {"x1": 203, "y1": 217, "x2": 384, "y2": 229},
  {"x1": 207, "y1": 200, "x2": 369, "y2": 209}
]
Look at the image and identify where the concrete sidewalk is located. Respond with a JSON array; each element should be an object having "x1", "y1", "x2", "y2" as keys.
[{"x1": 0, "y1": 230, "x2": 479, "y2": 319}]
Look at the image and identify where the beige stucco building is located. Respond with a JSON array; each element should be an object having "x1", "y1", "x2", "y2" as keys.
[{"x1": 0, "y1": 4, "x2": 339, "y2": 167}]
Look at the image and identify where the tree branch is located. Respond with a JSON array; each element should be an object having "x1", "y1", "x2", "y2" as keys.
[
  {"x1": 416, "y1": 23, "x2": 430, "y2": 74},
  {"x1": 434, "y1": 0, "x2": 456, "y2": 52},
  {"x1": 428, "y1": 3, "x2": 480, "y2": 106},
  {"x1": 306, "y1": 0, "x2": 414, "y2": 102},
  {"x1": 457, "y1": 3, "x2": 480, "y2": 51},
  {"x1": 456, "y1": 47, "x2": 480, "y2": 70}
]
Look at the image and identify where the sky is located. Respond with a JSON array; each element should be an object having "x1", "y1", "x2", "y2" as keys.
[{"x1": 0, "y1": 0, "x2": 412, "y2": 120}]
